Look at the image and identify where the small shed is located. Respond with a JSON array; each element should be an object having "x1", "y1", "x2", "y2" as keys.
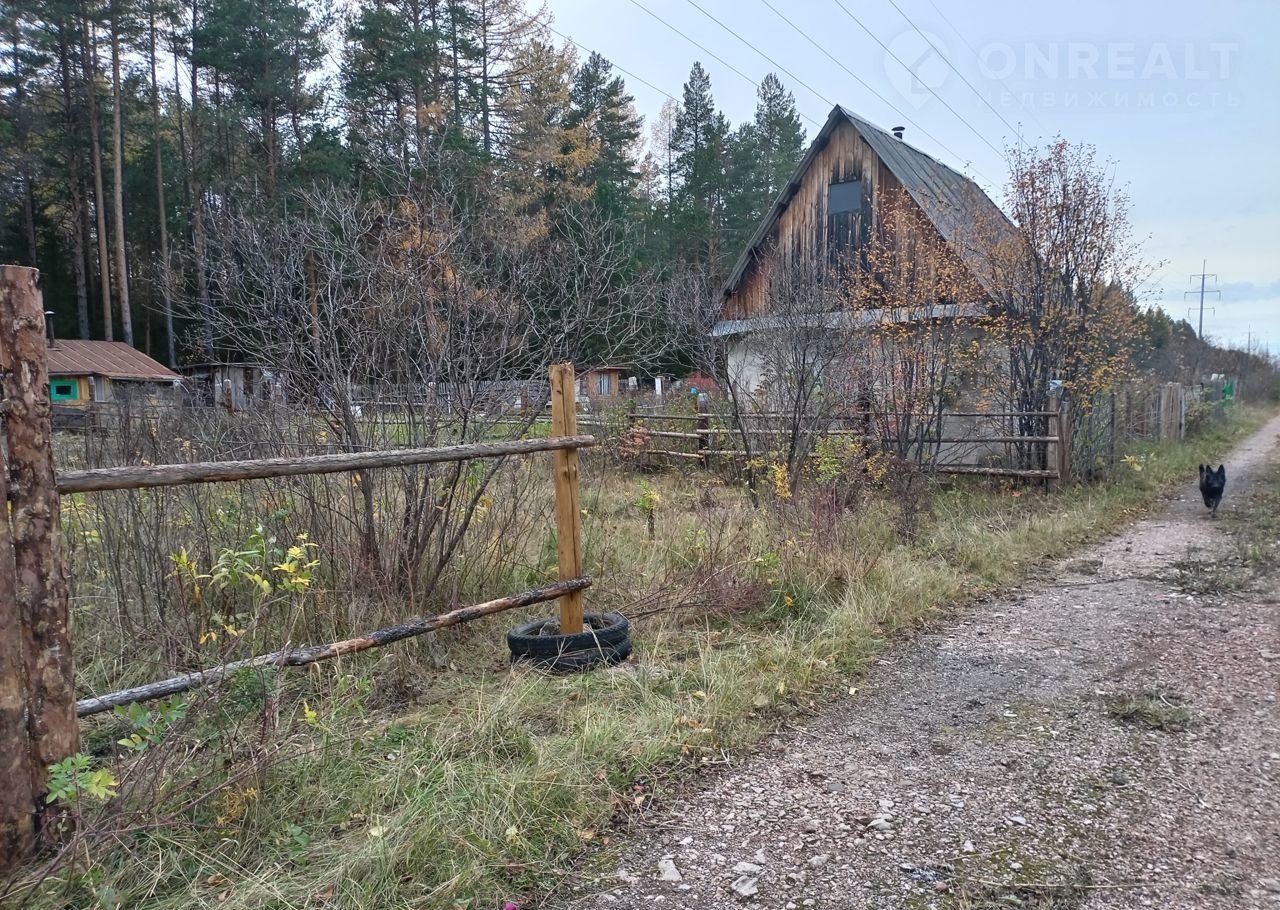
[
  {"x1": 579, "y1": 366, "x2": 627, "y2": 402},
  {"x1": 46, "y1": 340, "x2": 180, "y2": 409},
  {"x1": 177, "y1": 362, "x2": 278, "y2": 411}
]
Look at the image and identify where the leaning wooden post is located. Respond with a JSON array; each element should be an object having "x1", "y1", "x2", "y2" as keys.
[
  {"x1": 0, "y1": 443, "x2": 36, "y2": 866},
  {"x1": 548, "y1": 364, "x2": 584, "y2": 635},
  {"x1": 1046, "y1": 394, "x2": 1061, "y2": 490},
  {"x1": 1057, "y1": 397, "x2": 1073, "y2": 483},
  {"x1": 0, "y1": 266, "x2": 77, "y2": 841}
]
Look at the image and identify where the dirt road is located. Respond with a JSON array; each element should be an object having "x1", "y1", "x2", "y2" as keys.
[{"x1": 551, "y1": 415, "x2": 1280, "y2": 910}]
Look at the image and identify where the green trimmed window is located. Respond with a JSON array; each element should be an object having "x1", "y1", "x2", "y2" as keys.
[{"x1": 50, "y1": 379, "x2": 79, "y2": 401}]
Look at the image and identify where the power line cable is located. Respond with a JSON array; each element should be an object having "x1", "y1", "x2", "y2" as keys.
[
  {"x1": 680, "y1": 0, "x2": 836, "y2": 113},
  {"x1": 875, "y1": 0, "x2": 1036, "y2": 142},
  {"x1": 919, "y1": 0, "x2": 1048, "y2": 134},
  {"x1": 828, "y1": 0, "x2": 1009, "y2": 158},
  {"x1": 624, "y1": 0, "x2": 825, "y2": 131},
  {"x1": 755, "y1": 0, "x2": 992, "y2": 184}
]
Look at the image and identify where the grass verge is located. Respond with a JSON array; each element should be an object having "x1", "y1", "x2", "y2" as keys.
[{"x1": 15, "y1": 406, "x2": 1272, "y2": 910}]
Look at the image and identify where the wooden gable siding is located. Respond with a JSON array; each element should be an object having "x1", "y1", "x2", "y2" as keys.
[{"x1": 724, "y1": 119, "x2": 937, "y2": 320}]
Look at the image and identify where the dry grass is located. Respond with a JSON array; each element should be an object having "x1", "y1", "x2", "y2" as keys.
[
  {"x1": 1104, "y1": 691, "x2": 1193, "y2": 732},
  {"x1": 10, "y1": 406, "x2": 1271, "y2": 910}
]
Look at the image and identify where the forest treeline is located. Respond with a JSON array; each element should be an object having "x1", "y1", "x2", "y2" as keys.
[
  {"x1": 0, "y1": 0, "x2": 809, "y2": 367},
  {"x1": 1, "y1": 0, "x2": 1269, "y2": 392}
]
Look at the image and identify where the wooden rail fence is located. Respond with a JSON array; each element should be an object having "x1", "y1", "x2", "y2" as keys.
[{"x1": 0, "y1": 263, "x2": 598, "y2": 867}]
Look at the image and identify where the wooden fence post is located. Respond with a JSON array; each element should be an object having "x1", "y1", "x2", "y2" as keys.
[
  {"x1": 0, "y1": 443, "x2": 36, "y2": 866},
  {"x1": 1057, "y1": 397, "x2": 1073, "y2": 483},
  {"x1": 1046, "y1": 395, "x2": 1060, "y2": 489},
  {"x1": 1158, "y1": 382, "x2": 1183, "y2": 442},
  {"x1": 0, "y1": 266, "x2": 77, "y2": 843},
  {"x1": 548, "y1": 364, "x2": 584, "y2": 635},
  {"x1": 695, "y1": 393, "x2": 710, "y2": 467}
]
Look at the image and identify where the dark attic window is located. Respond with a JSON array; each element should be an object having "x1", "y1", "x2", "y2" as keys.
[
  {"x1": 828, "y1": 179, "x2": 863, "y2": 215},
  {"x1": 827, "y1": 179, "x2": 868, "y2": 263}
]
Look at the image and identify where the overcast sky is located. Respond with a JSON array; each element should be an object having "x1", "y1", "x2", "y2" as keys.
[{"x1": 545, "y1": 0, "x2": 1279, "y2": 355}]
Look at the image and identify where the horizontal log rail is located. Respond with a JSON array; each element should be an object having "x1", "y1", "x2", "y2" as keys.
[
  {"x1": 929, "y1": 465, "x2": 1058, "y2": 478},
  {"x1": 635, "y1": 429, "x2": 702, "y2": 441},
  {"x1": 635, "y1": 414, "x2": 701, "y2": 423},
  {"x1": 673, "y1": 451, "x2": 1061, "y2": 479},
  {"x1": 691, "y1": 429, "x2": 1058, "y2": 445},
  {"x1": 76, "y1": 577, "x2": 592, "y2": 716},
  {"x1": 933, "y1": 435, "x2": 1058, "y2": 444},
  {"x1": 57, "y1": 435, "x2": 596, "y2": 494}
]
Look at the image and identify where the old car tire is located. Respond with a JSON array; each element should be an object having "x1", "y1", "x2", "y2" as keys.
[{"x1": 507, "y1": 612, "x2": 631, "y2": 672}]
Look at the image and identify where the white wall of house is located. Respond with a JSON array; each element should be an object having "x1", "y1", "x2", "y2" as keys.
[{"x1": 725, "y1": 336, "x2": 769, "y2": 402}]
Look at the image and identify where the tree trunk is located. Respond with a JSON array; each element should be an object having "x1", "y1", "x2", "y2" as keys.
[
  {"x1": 0, "y1": 438, "x2": 36, "y2": 867},
  {"x1": 110, "y1": 1, "x2": 134, "y2": 345},
  {"x1": 172, "y1": 44, "x2": 190, "y2": 212},
  {"x1": 479, "y1": 0, "x2": 490, "y2": 154},
  {"x1": 304, "y1": 250, "x2": 321, "y2": 357},
  {"x1": 449, "y1": 4, "x2": 462, "y2": 131},
  {"x1": 411, "y1": 1, "x2": 425, "y2": 161},
  {"x1": 69, "y1": 182, "x2": 92, "y2": 340},
  {"x1": 58, "y1": 27, "x2": 94, "y2": 339},
  {"x1": 0, "y1": 267, "x2": 78, "y2": 841},
  {"x1": 189, "y1": 0, "x2": 212, "y2": 356},
  {"x1": 149, "y1": 3, "x2": 176, "y2": 366},
  {"x1": 20, "y1": 180, "x2": 38, "y2": 269},
  {"x1": 82, "y1": 17, "x2": 114, "y2": 340},
  {"x1": 7, "y1": 26, "x2": 38, "y2": 267}
]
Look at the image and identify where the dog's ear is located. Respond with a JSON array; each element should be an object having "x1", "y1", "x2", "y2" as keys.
[{"x1": 1217, "y1": 464, "x2": 1226, "y2": 476}]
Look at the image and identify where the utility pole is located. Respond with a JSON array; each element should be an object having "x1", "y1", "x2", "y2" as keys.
[
  {"x1": 1184, "y1": 260, "x2": 1221, "y2": 382},
  {"x1": 1184, "y1": 259, "x2": 1220, "y2": 340}
]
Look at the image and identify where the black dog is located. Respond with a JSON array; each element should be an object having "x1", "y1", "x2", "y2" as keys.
[{"x1": 1198, "y1": 464, "x2": 1226, "y2": 518}]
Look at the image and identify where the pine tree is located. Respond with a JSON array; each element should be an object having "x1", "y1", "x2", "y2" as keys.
[
  {"x1": 724, "y1": 72, "x2": 805, "y2": 254},
  {"x1": 751, "y1": 73, "x2": 804, "y2": 203},
  {"x1": 566, "y1": 51, "x2": 642, "y2": 218},
  {"x1": 670, "y1": 61, "x2": 730, "y2": 272},
  {"x1": 342, "y1": 0, "x2": 445, "y2": 164},
  {"x1": 193, "y1": 0, "x2": 325, "y2": 194}
]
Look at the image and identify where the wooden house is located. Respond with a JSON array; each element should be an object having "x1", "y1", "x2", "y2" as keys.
[
  {"x1": 47, "y1": 340, "x2": 180, "y2": 411},
  {"x1": 715, "y1": 106, "x2": 1011, "y2": 395}
]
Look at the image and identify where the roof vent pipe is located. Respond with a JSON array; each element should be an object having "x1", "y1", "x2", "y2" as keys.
[{"x1": 891, "y1": 126, "x2": 905, "y2": 140}]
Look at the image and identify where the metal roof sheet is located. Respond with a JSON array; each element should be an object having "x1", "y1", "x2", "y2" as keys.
[{"x1": 46, "y1": 341, "x2": 181, "y2": 382}]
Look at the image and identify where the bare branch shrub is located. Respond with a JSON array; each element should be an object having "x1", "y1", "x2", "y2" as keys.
[
  {"x1": 718, "y1": 253, "x2": 855, "y2": 497},
  {"x1": 969, "y1": 139, "x2": 1150, "y2": 470}
]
